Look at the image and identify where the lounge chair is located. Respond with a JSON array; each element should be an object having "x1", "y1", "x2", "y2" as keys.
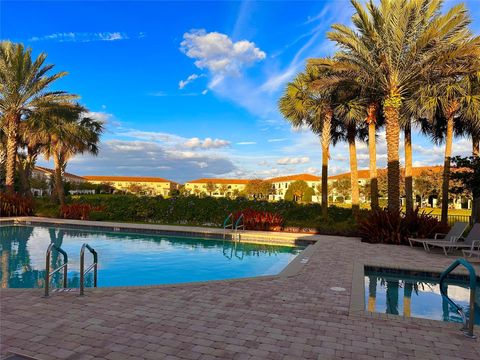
[
  {"x1": 463, "y1": 240, "x2": 480, "y2": 259},
  {"x1": 408, "y1": 222, "x2": 468, "y2": 249},
  {"x1": 424, "y1": 223, "x2": 480, "y2": 256}
]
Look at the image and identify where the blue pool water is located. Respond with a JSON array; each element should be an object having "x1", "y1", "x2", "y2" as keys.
[
  {"x1": 0, "y1": 225, "x2": 303, "y2": 289},
  {"x1": 365, "y1": 267, "x2": 480, "y2": 325}
]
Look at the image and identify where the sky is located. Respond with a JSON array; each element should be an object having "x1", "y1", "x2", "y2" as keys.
[{"x1": 1, "y1": 0, "x2": 479, "y2": 183}]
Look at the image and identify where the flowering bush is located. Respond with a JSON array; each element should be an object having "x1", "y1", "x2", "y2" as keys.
[
  {"x1": 358, "y1": 208, "x2": 449, "y2": 245},
  {"x1": 60, "y1": 204, "x2": 104, "y2": 220},
  {"x1": 0, "y1": 192, "x2": 34, "y2": 217},
  {"x1": 234, "y1": 208, "x2": 284, "y2": 231}
]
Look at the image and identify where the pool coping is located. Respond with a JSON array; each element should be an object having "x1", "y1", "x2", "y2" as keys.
[
  {"x1": 0, "y1": 217, "x2": 318, "y2": 293},
  {"x1": 349, "y1": 260, "x2": 480, "y2": 331}
]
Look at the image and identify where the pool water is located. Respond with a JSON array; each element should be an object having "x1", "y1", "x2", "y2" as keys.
[
  {"x1": 0, "y1": 225, "x2": 303, "y2": 289},
  {"x1": 364, "y1": 267, "x2": 480, "y2": 325}
]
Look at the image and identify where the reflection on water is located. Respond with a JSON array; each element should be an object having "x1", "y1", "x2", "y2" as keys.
[
  {"x1": 365, "y1": 272, "x2": 480, "y2": 325},
  {"x1": 0, "y1": 225, "x2": 301, "y2": 288}
]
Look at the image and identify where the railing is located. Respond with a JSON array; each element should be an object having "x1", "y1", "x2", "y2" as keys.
[
  {"x1": 234, "y1": 213, "x2": 244, "y2": 232},
  {"x1": 223, "y1": 213, "x2": 233, "y2": 239},
  {"x1": 79, "y1": 243, "x2": 98, "y2": 296},
  {"x1": 44, "y1": 243, "x2": 68, "y2": 297},
  {"x1": 439, "y1": 258, "x2": 477, "y2": 338},
  {"x1": 429, "y1": 214, "x2": 472, "y2": 226}
]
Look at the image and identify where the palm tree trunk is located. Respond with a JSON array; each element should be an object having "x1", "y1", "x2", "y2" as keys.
[
  {"x1": 367, "y1": 104, "x2": 378, "y2": 210},
  {"x1": 383, "y1": 102, "x2": 401, "y2": 212},
  {"x1": 5, "y1": 114, "x2": 20, "y2": 194},
  {"x1": 404, "y1": 123, "x2": 413, "y2": 215},
  {"x1": 53, "y1": 151, "x2": 65, "y2": 206},
  {"x1": 472, "y1": 134, "x2": 479, "y2": 225},
  {"x1": 321, "y1": 109, "x2": 332, "y2": 218},
  {"x1": 347, "y1": 123, "x2": 360, "y2": 216},
  {"x1": 441, "y1": 112, "x2": 455, "y2": 225},
  {"x1": 473, "y1": 134, "x2": 479, "y2": 157}
]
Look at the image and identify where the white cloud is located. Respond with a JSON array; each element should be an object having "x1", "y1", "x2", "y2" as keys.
[
  {"x1": 180, "y1": 29, "x2": 266, "y2": 82},
  {"x1": 64, "y1": 139, "x2": 235, "y2": 183},
  {"x1": 268, "y1": 138, "x2": 288, "y2": 143},
  {"x1": 277, "y1": 156, "x2": 310, "y2": 165},
  {"x1": 29, "y1": 32, "x2": 133, "y2": 43},
  {"x1": 179, "y1": 74, "x2": 204, "y2": 89},
  {"x1": 305, "y1": 167, "x2": 319, "y2": 174},
  {"x1": 183, "y1": 137, "x2": 230, "y2": 150},
  {"x1": 201, "y1": 89, "x2": 208, "y2": 95},
  {"x1": 237, "y1": 141, "x2": 257, "y2": 145}
]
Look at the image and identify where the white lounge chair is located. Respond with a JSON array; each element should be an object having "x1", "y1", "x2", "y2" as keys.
[
  {"x1": 425, "y1": 223, "x2": 480, "y2": 256},
  {"x1": 463, "y1": 240, "x2": 480, "y2": 259},
  {"x1": 408, "y1": 222, "x2": 468, "y2": 249}
]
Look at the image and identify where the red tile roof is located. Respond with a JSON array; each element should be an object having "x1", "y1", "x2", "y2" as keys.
[
  {"x1": 187, "y1": 178, "x2": 250, "y2": 185},
  {"x1": 34, "y1": 166, "x2": 85, "y2": 180},
  {"x1": 84, "y1": 175, "x2": 175, "y2": 183},
  {"x1": 268, "y1": 174, "x2": 321, "y2": 182}
]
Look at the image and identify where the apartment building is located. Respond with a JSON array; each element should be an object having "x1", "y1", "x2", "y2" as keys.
[
  {"x1": 268, "y1": 174, "x2": 321, "y2": 201},
  {"x1": 184, "y1": 178, "x2": 250, "y2": 197},
  {"x1": 84, "y1": 176, "x2": 178, "y2": 196}
]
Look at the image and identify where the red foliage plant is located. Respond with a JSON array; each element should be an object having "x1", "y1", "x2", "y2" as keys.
[
  {"x1": 357, "y1": 208, "x2": 449, "y2": 245},
  {"x1": 234, "y1": 208, "x2": 284, "y2": 231},
  {"x1": 61, "y1": 204, "x2": 104, "y2": 220},
  {"x1": 0, "y1": 192, "x2": 34, "y2": 217}
]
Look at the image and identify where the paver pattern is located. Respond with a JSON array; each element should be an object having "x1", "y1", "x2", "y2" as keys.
[{"x1": 1, "y1": 232, "x2": 480, "y2": 360}]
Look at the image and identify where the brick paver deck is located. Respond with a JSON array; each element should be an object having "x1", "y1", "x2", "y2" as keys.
[{"x1": 1, "y1": 233, "x2": 479, "y2": 360}]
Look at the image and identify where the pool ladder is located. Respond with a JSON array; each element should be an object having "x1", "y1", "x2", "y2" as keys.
[
  {"x1": 439, "y1": 258, "x2": 477, "y2": 338},
  {"x1": 44, "y1": 243, "x2": 98, "y2": 297},
  {"x1": 222, "y1": 213, "x2": 244, "y2": 240}
]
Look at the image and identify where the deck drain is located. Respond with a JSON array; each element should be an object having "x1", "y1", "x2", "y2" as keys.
[{"x1": 330, "y1": 287, "x2": 346, "y2": 292}]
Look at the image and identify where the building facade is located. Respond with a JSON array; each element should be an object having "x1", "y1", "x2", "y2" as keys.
[
  {"x1": 31, "y1": 166, "x2": 87, "y2": 196},
  {"x1": 184, "y1": 178, "x2": 249, "y2": 197},
  {"x1": 268, "y1": 174, "x2": 321, "y2": 201},
  {"x1": 84, "y1": 176, "x2": 178, "y2": 196}
]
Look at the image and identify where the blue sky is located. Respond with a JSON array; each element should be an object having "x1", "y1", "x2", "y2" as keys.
[{"x1": 2, "y1": 0, "x2": 479, "y2": 182}]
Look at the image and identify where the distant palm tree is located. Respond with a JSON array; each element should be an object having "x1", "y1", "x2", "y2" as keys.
[
  {"x1": 328, "y1": 0, "x2": 480, "y2": 212},
  {"x1": 412, "y1": 72, "x2": 480, "y2": 224},
  {"x1": 31, "y1": 105, "x2": 103, "y2": 205},
  {"x1": 0, "y1": 41, "x2": 77, "y2": 193}
]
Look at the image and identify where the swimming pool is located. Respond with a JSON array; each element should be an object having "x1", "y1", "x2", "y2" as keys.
[
  {"x1": 364, "y1": 266, "x2": 480, "y2": 325},
  {"x1": 0, "y1": 225, "x2": 303, "y2": 289}
]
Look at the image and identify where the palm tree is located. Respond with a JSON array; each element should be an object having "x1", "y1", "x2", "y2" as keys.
[
  {"x1": 0, "y1": 41, "x2": 77, "y2": 193},
  {"x1": 32, "y1": 105, "x2": 103, "y2": 205},
  {"x1": 413, "y1": 71, "x2": 480, "y2": 224},
  {"x1": 328, "y1": 0, "x2": 480, "y2": 212},
  {"x1": 333, "y1": 84, "x2": 367, "y2": 216},
  {"x1": 309, "y1": 58, "x2": 382, "y2": 211},
  {"x1": 279, "y1": 69, "x2": 333, "y2": 217}
]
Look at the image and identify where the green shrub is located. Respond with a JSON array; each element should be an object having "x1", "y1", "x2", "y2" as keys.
[{"x1": 63, "y1": 194, "x2": 355, "y2": 231}]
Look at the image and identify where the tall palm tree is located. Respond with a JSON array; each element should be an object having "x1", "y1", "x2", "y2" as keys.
[
  {"x1": 333, "y1": 84, "x2": 367, "y2": 216},
  {"x1": 279, "y1": 69, "x2": 336, "y2": 217},
  {"x1": 0, "y1": 41, "x2": 77, "y2": 193},
  {"x1": 328, "y1": 0, "x2": 480, "y2": 212},
  {"x1": 32, "y1": 105, "x2": 103, "y2": 205},
  {"x1": 309, "y1": 58, "x2": 382, "y2": 210}
]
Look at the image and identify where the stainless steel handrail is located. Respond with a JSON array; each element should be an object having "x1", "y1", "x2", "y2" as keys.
[
  {"x1": 439, "y1": 258, "x2": 477, "y2": 338},
  {"x1": 80, "y1": 243, "x2": 98, "y2": 296},
  {"x1": 223, "y1": 213, "x2": 233, "y2": 239},
  {"x1": 44, "y1": 243, "x2": 68, "y2": 297}
]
